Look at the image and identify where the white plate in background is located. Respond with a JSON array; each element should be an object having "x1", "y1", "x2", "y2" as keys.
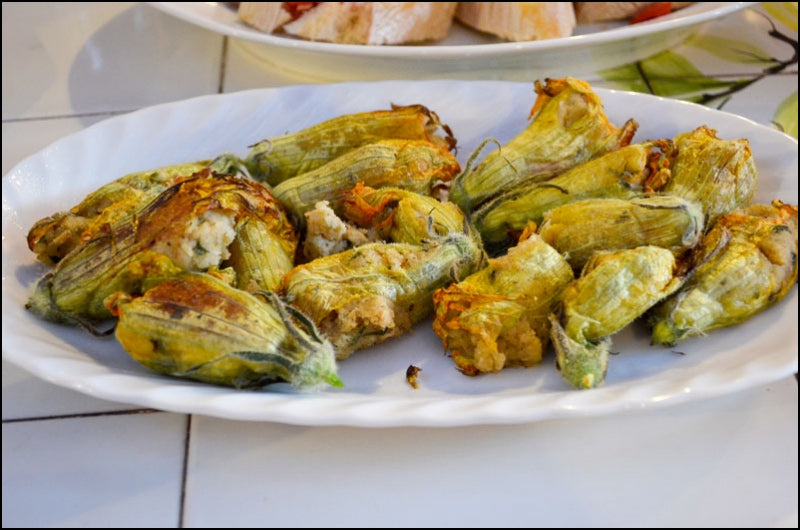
[
  {"x1": 148, "y1": 2, "x2": 755, "y2": 81},
  {"x1": 3, "y1": 80, "x2": 797, "y2": 427}
]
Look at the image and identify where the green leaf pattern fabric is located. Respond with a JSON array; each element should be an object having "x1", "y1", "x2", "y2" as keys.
[
  {"x1": 599, "y1": 2, "x2": 798, "y2": 138},
  {"x1": 774, "y1": 91, "x2": 798, "y2": 138}
]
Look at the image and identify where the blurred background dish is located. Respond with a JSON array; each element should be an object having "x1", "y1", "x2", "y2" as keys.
[{"x1": 148, "y1": 2, "x2": 755, "y2": 81}]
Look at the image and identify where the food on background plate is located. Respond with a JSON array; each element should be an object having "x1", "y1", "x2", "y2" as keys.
[
  {"x1": 574, "y1": 2, "x2": 694, "y2": 24},
  {"x1": 109, "y1": 272, "x2": 342, "y2": 390},
  {"x1": 238, "y1": 2, "x2": 458, "y2": 44},
  {"x1": 238, "y1": 2, "x2": 694, "y2": 45},
  {"x1": 237, "y1": 2, "x2": 294, "y2": 34},
  {"x1": 650, "y1": 200, "x2": 798, "y2": 346},
  {"x1": 433, "y1": 230, "x2": 573, "y2": 376},
  {"x1": 454, "y1": 2, "x2": 576, "y2": 41},
  {"x1": 237, "y1": 2, "x2": 696, "y2": 45}
]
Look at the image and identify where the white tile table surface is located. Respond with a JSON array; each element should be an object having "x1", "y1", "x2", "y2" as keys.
[{"x1": 3, "y1": 3, "x2": 797, "y2": 527}]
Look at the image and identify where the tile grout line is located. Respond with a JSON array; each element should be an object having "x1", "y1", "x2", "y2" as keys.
[
  {"x1": 218, "y1": 36, "x2": 229, "y2": 94},
  {"x1": 1, "y1": 408, "x2": 160, "y2": 423},
  {"x1": 2, "y1": 109, "x2": 134, "y2": 124},
  {"x1": 178, "y1": 414, "x2": 192, "y2": 528}
]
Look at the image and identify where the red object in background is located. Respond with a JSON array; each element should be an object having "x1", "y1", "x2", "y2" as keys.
[
  {"x1": 283, "y1": 2, "x2": 321, "y2": 21},
  {"x1": 631, "y1": 2, "x2": 674, "y2": 24}
]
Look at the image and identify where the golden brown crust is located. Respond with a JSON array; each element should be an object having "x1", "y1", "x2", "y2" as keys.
[
  {"x1": 240, "y1": 2, "x2": 458, "y2": 45},
  {"x1": 455, "y1": 2, "x2": 576, "y2": 41},
  {"x1": 237, "y1": 2, "x2": 292, "y2": 33}
]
